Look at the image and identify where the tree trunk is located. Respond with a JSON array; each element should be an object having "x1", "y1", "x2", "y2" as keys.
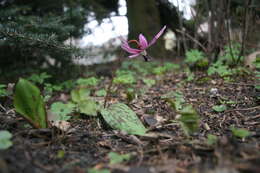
[{"x1": 126, "y1": 0, "x2": 166, "y2": 59}]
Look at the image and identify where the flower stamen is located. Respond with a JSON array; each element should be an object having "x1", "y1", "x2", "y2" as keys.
[{"x1": 128, "y1": 40, "x2": 141, "y2": 48}]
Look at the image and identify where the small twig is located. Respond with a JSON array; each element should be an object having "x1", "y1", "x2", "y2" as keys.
[
  {"x1": 224, "y1": 82, "x2": 257, "y2": 86},
  {"x1": 0, "y1": 104, "x2": 6, "y2": 112},
  {"x1": 225, "y1": 106, "x2": 260, "y2": 112}
]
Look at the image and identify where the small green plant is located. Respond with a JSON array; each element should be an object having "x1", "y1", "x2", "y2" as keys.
[
  {"x1": 143, "y1": 78, "x2": 156, "y2": 87},
  {"x1": 164, "y1": 62, "x2": 180, "y2": 71},
  {"x1": 231, "y1": 127, "x2": 250, "y2": 139},
  {"x1": 152, "y1": 66, "x2": 167, "y2": 75},
  {"x1": 177, "y1": 104, "x2": 200, "y2": 136},
  {"x1": 221, "y1": 42, "x2": 242, "y2": 64},
  {"x1": 0, "y1": 84, "x2": 10, "y2": 97},
  {"x1": 61, "y1": 80, "x2": 75, "y2": 90},
  {"x1": 14, "y1": 78, "x2": 48, "y2": 128},
  {"x1": 185, "y1": 49, "x2": 208, "y2": 68},
  {"x1": 161, "y1": 91, "x2": 186, "y2": 111},
  {"x1": 108, "y1": 152, "x2": 131, "y2": 165},
  {"x1": 184, "y1": 68, "x2": 195, "y2": 82},
  {"x1": 76, "y1": 77, "x2": 100, "y2": 86},
  {"x1": 0, "y1": 130, "x2": 13, "y2": 150},
  {"x1": 71, "y1": 88, "x2": 100, "y2": 116},
  {"x1": 113, "y1": 70, "x2": 136, "y2": 85},
  {"x1": 207, "y1": 61, "x2": 232, "y2": 77},
  {"x1": 56, "y1": 150, "x2": 65, "y2": 159},
  {"x1": 207, "y1": 134, "x2": 218, "y2": 146},
  {"x1": 126, "y1": 88, "x2": 136, "y2": 102},
  {"x1": 212, "y1": 105, "x2": 227, "y2": 112},
  {"x1": 44, "y1": 83, "x2": 62, "y2": 94},
  {"x1": 50, "y1": 102, "x2": 75, "y2": 121},
  {"x1": 43, "y1": 83, "x2": 63, "y2": 101},
  {"x1": 27, "y1": 72, "x2": 51, "y2": 85},
  {"x1": 88, "y1": 168, "x2": 110, "y2": 173},
  {"x1": 96, "y1": 89, "x2": 107, "y2": 97}
]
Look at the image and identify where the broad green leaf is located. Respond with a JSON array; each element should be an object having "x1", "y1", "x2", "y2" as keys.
[
  {"x1": 71, "y1": 88, "x2": 90, "y2": 103},
  {"x1": 231, "y1": 127, "x2": 250, "y2": 139},
  {"x1": 108, "y1": 152, "x2": 131, "y2": 165},
  {"x1": 50, "y1": 102, "x2": 75, "y2": 121},
  {"x1": 78, "y1": 98, "x2": 99, "y2": 116},
  {"x1": 0, "y1": 130, "x2": 13, "y2": 150},
  {"x1": 14, "y1": 78, "x2": 47, "y2": 128},
  {"x1": 100, "y1": 103, "x2": 147, "y2": 135},
  {"x1": 178, "y1": 105, "x2": 200, "y2": 135},
  {"x1": 212, "y1": 105, "x2": 227, "y2": 112}
]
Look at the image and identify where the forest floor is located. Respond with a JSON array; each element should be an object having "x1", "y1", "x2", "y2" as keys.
[{"x1": 0, "y1": 59, "x2": 259, "y2": 173}]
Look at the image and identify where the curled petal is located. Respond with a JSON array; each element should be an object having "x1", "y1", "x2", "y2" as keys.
[
  {"x1": 138, "y1": 34, "x2": 148, "y2": 49},
  {"x1": 121, "y1": 44, "x2": 142, "y2": 54},
  {"x1": 120, "y1": 36, "x2": 142, "y2": 54},
  {"x1": 148, "y1": 25, "x2": 167, "y2": 47},
  {"x1": 128, "y1": 53, "x2": 140, "y2": 58}
]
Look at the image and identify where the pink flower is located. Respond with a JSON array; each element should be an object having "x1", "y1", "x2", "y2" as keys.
[{"x1": 120, "y1": 25, "x2": 166, "y2": 60}]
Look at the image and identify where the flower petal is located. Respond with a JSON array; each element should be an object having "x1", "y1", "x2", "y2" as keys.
[
  {"x1": 121, "y1": 44, "x2": 142, "y2": 54},
  {"x1": 128, "y1": 53, "x2": 140, "y2": 58},
  {"x1": 148, "y1": 25, "x2": 166, "y2": 47},
  {"x1": 139, "y1": 34, "x2": 148, "y2": 49},
  {"x1": 119, "y1": 36, "x2": 142, "y2": 54}
]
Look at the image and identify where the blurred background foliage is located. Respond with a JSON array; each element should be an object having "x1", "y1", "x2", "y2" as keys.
[{"x1": 0, "y1": 0, "x2": 259, "y2": 81}]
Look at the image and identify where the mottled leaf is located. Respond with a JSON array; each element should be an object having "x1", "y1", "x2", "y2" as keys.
[{"x1": 100, "y1": 103, "x2": 147, "y2": 135}]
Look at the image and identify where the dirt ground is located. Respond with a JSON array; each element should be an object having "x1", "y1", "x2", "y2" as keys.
[{"x1": 0, "y1": 63, "x2": 259, "y2": 173}]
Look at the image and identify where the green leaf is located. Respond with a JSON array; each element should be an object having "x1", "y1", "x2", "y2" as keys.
[
  {"x1": 207, "y1": 134, "x2": 218, "y2": 145},
  {"x1": 161, "y1": 91, "x2": 185, "y2": 111},
  {"x1": 0, "y1": 84, "x2": 9, "y2": 97},
  {"x1": 231, "y1": 127, "x2": 250, "y2": 139},
  {"x1": 0, "y1": 130, "x2": 13, "y2": 150},
  {"x1": 76, "y1": 77, "x2": 99, "y2": 86},
  {"x1": 27, "y1": 72, "x2": 51, "y2": 84},
  {"x1": 71, "y1": 88, "x2": 90, "y2": 103},
  {"x1": 100, "y1": 103, "x2": 147, "y2": 135},
  {"x1": 178, "y1": 105, "x2": 200, "y2": 135},
  {"x1": 78, "y1": 98, "x2": 99, "y2": 116},
  {"x1": 108, "y1": 152, "x2": 131, "y2": 165},
  {"x1": 50, "y1": 102, "x2": 75, "y2": 121},
  {"x1": 56, "y1": 150, "x2": 65, "y2": 159},
  {"x1": 113, "y1": 73, "x2": 136, "y2": 85},
  {"x1": 14, "y1": 78, "x2": 47, "y2": 128},
  {"x1": 152, "y1": 66, "x2": 167, "y2": 75},
  {"x1": 212, "y1": 105, "x2": 227, "y2": 112},
  {"x1": 143, "y1": 78, "x2": 156, "y2": 87},
  {"x1": 96, "y1": 89, "x2": 107, "y2": 97}
]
